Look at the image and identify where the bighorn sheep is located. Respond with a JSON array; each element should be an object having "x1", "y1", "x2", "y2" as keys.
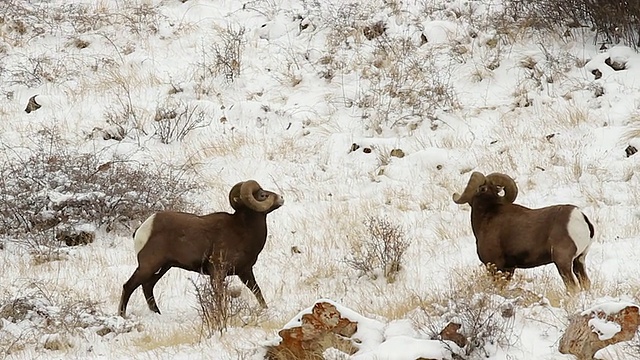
[
  {"x1": 452, "y1": 172, "x2": 594, "y2": 294},
  {"x1": 118, "y1": 180, "x2": 284, "y2": 317}
]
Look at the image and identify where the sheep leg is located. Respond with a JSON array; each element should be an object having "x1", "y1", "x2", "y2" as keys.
[
  {"x1": 554, "y1": 261, "x2": 581, "y2": 294},
  {"x1": 142, "y1": 266, "x2": 171, "y2": 314},
  {"x1": 119, "y1": 268, "x2": 148, "y2": 317},
  {"x1": 572, "y1": 254, "x2": 591, "y2": 291},
  {"x1": 237, "y1": 269, "x2": 267, "y2": 308}
]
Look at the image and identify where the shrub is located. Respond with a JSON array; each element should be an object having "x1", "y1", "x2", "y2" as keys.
[
  {"x1": 504, "y1": 0, "x2": 640, "y2": 49},
  {"x1": 415, "y1": 267, "x2": 541, "y2": 358},
  {"x1": 0, "y1": 281, "x2": 138, "y2": 354},
  {"x1": 346, "y1": 216, "x2": 410, "y2": 283},
  {"x1": 191, "y1": 256, "x2": 250, "y2": 336},
  {"x1": 0, "y1": 127, "x2": 198, "y2": 237},
  {"x1": 152, "y1": 100, "x2": 211, "y2": 144}
]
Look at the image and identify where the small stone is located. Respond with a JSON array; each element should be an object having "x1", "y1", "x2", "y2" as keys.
[
  {"x1": 390, "y1": 149, "x2": 405, "y2": 158},
  {"x1": 625, "y1": 145, "x2": 637, "y2": 157}
]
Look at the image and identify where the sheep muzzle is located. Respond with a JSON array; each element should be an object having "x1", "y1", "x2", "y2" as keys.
[{"x1": 453, "y1": 171, "x2": 486, "y2": 204}]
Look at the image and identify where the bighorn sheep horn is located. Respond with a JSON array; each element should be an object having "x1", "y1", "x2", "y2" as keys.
[
  {"x1": 228, "y1": 180, "x2": 276, "y2": 212},
  {"x1": 452, "y1": 171, "x2": 486, "y2": 204},
  {"x1": 486, "y1": 172, "x2": 518, "y2": 203},
  {"x1": 229, "y1": 181, "x2": 244, "y2": 210}
]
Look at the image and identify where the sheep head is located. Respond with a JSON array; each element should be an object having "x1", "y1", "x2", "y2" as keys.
[
  {"x1": 452, "y1": 171, "x2": 518, "y2": 205},
  {"x1": 228, "y1": 180, "x2": 284, "y2": 212}
]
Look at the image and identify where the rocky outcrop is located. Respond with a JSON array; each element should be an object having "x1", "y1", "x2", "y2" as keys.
[
  {"x1": 559, "y1": 302, "x2": 640, "y2": 360},
  {"x1": 266, "y1": 301, "x2": 358, "y2": 359}
]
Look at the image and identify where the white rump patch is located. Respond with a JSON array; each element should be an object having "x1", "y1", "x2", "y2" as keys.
[
  {"x1": 134, "y1": 214, "x2": 155, "y2": 254},
  {"x1": 567, "y1": 208, "x2": 591, "y2": 257}
]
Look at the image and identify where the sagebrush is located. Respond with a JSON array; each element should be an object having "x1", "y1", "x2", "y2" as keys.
[
  {"x1": 0, "y1": 127, "x2": 197, "y2": 236},
  {"x1": 346, "y1": 216, "x2": 410, "y2": 283},
  {"x1": 505, "y1": 0, "x2": 640, "y2": 48}
]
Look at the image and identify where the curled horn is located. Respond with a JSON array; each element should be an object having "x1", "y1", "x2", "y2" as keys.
[
  {"x1": 240, "y1": 180, "x2": 275, "y2": 212},
  {"x1": 486, "y1": 173, "x2": 518, "y2": 203},
  {"x1": 229, "y1": 181, "x2": 244, "y2": 210},
  {"x1": 452, "y1": 172, "x2": 486, "y2": 204}
]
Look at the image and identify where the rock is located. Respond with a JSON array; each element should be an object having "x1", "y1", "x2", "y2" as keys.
[
  {"x1": 559, "y1": 303, "x2": 640, "y2": 360},
  {"x1": 24, "y1": 95, "x2": 41, "y2": 113},
  {"x1": 625, "y1": 145, "x2": 637, "y2": 157},
  {"x1": 390, "y1": 149, "x2": 405, "y2": 158},
  {"x1": 592, "y1": 69, "x2": 602, "y2": 80},
  {"x1": 605, "y1": 57, "x2": 626, "y2": 71},
  {"x1": 266, "y1": 301, "x2": 358, "y2": 359},
  {"x1": 437, "y1": 322, "x2": 467, "y2": 348}
]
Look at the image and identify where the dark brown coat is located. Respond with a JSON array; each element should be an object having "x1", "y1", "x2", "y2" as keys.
[
  {"x1": 454, "y1": 172, "x2": 594, "y2": 293},
  {"x1": 118, "y1": 180, "x2": 283, "y2": 317}
]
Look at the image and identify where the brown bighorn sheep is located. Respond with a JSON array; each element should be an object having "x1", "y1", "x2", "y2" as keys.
[
  {"x1": 452, "y1": 172, "x2": 594, "y2": 294},
  {"x1": 118, "y1": 180, "x2": 284, "y2": 317}
]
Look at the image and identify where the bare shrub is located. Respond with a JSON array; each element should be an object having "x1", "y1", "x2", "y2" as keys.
[
  {"x1": 0, "y1": 281, "x2": 138, "y2": 353},
  {"x1": 153, "y1": 100, "x2": 211, "y2": 144},
  {"x1": 191, "y1": 256, "x2": 250, "y2": 336},
  {"x1": 346, "y1": 216, "x2": 409, "y2": 283},
  {"x1": 351, "y1": 37, "x2": 459, "y2": 133},
  {"x1": 195, "y1": 24, "x2": 246, "y2": 89},
  {"x1": 504, "y1": 0, "x2": 640, "y2": 49},
  {"x1": 416, "y1": 267, "x2": 534, "y2": 358},
  {"x1": 0, "y1": 127, "x2": 198, "y2": 236}
]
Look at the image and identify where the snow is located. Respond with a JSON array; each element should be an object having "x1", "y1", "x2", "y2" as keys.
[
  {"x1": 589, "y1": 317, "x2": 621, "y2": 341},
  {"x1": 1, "y1": 0, "x2": 640, "y2": 359}
]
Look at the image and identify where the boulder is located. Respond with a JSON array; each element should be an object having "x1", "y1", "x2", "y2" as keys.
[
  {"x1": 266, "y1": 301, "x2": 358, "y2": 359},
  {"x1": 559, "y1": 302, "x2": 640, "y2": 359}
]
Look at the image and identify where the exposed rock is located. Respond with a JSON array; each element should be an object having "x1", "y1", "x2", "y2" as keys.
[
  {"x1": 350, "y1": 143, "x2": 360, "y2": 152},
  {"x1": 420, "y1": 33, "x2": 428, "y2": 46},
  {"x1": 390, "y1": 149, "x2": 405, "y2": 158},
  {"x1": 24, "y1": 95, "x2": 41, "y2": 113},
  {"x1": 592, "y1": 69, "x2": 602, "y2": 80},
  {"x1": 266, "y1": 301, "x2": 358, "y2": 359},
  {"x1": 437, "y1": 322, "x2": 467, "y2": 348},
  {"x1": 363, "y1": 147, "x2": 372, "y2": 154},
  {"x1": 605, "y1": 57, "x2": 626, "y2": 71},
  {"x1": 625, "y1": 145, "x2": 637, "y2": 157},
  {"x1": 559, "y1": 303, "x2": 640, "y2": 360}
]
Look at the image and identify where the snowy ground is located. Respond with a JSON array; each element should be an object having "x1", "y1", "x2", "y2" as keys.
[{"x1": 1, "y1": 0, "x2": 640, "y2": 359}]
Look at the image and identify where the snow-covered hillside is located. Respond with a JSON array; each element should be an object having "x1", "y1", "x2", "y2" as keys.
[{"x1": 1, "y1": 0, "x2": 640, "y2": 359}]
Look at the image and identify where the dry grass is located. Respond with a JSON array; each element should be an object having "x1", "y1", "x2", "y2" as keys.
[
  {"x1": 190, "y1": 131, "x2": 251, "y2": 160},
  {"x1": 132, "y1": 325, "x2": 201, "y2": 351}
]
